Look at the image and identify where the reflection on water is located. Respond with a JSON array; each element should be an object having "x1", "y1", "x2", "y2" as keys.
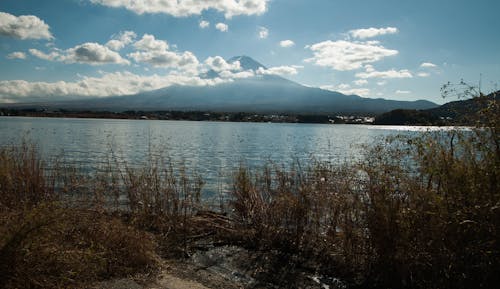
[{"x1": 0, "y1": 116, "x2": 441, "y2": 195}]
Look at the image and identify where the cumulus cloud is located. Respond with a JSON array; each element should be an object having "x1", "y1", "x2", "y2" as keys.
[
  {"x1": 305, "y1": 40, "x2": 398, "y2": 71},
  {"x1": 420, "y1": 62, "x2": 437, "y2": 68},
  {"x1": 320, "y1": 84, "x2": 370, "y2": 97},
  {"x1": 30, "y1": 43, "x2": 130, "y2": 65},
  {"x1": 133, "y1": 34, "x2": 169, "y2": 51},
  {"x1": 66, "y1": 43, "x2": 130, "y2": 65},
  {"x1": 258, "y1": 26, "x2": 268, "y2": 39},
  {"x1": 219, "y1": 70, "x2": 255, "y2": 79},
  {"x1": 417, "y1": 72, "x2": 430, "y2": 77},
  {"x1": 204, "y1": 56, "x2": 241, "y2": 72},
  {"x1": 279, "y1": 40, "x2": 295, "y2": 48},
  {"x1": 353, "y1": 79, "x2": 368, "y2": 86},
  {"x1": 89, "y1": 0, "x2": 269, "y2": 18},
  {"x1": 215, "y1": 23, "x2": 228, "y2": 32},
  {"x1": 349, "y1": 27, "x2": 398, "y2": 39},
  {"x1": 343, "y1": 88, "x2": 371, "y2": 97},
  {"x1": 202, "y1": 56, "x2": 260, "y2": 79},
  {"x1": 105, "y1": 30, "x2": 137, "y2": 51},
  {"x1": 129, "y1": 49, "x2": 199, "y2": 71},
  {"x1": 355, "y1": 65, "x2": 412, "y2": 79},
  {"x1": 29, "y1": 48, "x2": 60, "y2": 61},
  {"x1": 199, "y1": 20, "x2": 210, "y2": 29},
  {"x1": 256, "y1": 66, "x2": 299, "y2": 76},
  {"x1": 396, "y1": 90, "x2": 411, "y2": 94},
  {"x1": 0, "y1": 70, "x2": 227, "y2": 103},
  {"x1": 0, "y1": 11, "x2": 53, "y2": 40},
  {"x1": 6, "y1": 51, "x2": 27, "y2": 59},
  {"x1": 128, "y1": 34, "x2": 199, "y2": 72}
]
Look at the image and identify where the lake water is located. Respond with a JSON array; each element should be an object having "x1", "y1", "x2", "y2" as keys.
[{"x1": 0, "y1": 117, "x2": 439, "y2": 195}]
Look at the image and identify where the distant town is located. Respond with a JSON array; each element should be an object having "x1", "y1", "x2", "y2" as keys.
[{"x1": 0, "y1": 108, "x2": 376, "y2": 124}]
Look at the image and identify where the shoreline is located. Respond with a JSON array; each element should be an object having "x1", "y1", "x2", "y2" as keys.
[{"x1": 0, "y1": 109, "x2": 376, "y2": 124}]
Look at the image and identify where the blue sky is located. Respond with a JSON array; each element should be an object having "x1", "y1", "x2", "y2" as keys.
[{"x1": 0, "y1": 0, "x2": 499, "y2": 104}]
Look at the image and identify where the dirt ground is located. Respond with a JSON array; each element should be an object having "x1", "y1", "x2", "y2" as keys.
[{"x1": 95, "y1": 245, "x2": 347, "y2": 289}]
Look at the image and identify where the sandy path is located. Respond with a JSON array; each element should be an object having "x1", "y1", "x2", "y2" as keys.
[{"x1": 149, "y1": 273, "x2": 210, "y2": 289}]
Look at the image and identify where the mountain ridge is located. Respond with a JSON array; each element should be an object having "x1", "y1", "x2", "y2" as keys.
[
  {"x1": 374, "y1": 91, "x2": 499, "y2": 125},
  {"x1": 0, "y1": 56, "x2": 438, "y2": 114}
]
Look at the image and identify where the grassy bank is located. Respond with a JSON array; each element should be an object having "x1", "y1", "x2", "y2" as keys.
[{"x1": 1, "y1": 95, "x2": 498, "y2": 288}]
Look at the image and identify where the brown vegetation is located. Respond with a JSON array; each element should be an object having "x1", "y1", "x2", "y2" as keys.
[
  {"x1": 228, "y1": 88, "x2": 499, "y2": 288},
  {"x1": 1, "y1": 87, "x2": 498, "y2": 288}
]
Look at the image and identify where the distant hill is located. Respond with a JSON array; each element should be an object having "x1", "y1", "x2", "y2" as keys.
[
  {"x1": 2, "y1": 56, "x2": 438, "y2": 115},
  {"x1": 374, "y1": 91, "x2": 499, "y2": 125}
]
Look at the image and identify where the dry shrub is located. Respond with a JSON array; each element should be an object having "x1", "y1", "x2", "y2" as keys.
[
  {"x1": 230, "y1": 163, "x2": 369, "y2": 280},
  {"x1": 121, "y1": 159, "x2": 203, "y2": 230},
  {"x1": 361, "y1": 127, "x2": 499, "y2": 289},
  {"x1": 228, "y1": 90, "x2": 499, "y2": 288},
  {"x1": 0, "y1": 142, "x2": 55, "y2": 209},
  {"x1": 0, "y1": 203, "x2": 158, "y2": 289},
  {"x1": 0, "y1": 145, "x2": 159, "y2": 289},
  {"x1": 358, "y1": 88, "x2": 499, "y2": 288}
]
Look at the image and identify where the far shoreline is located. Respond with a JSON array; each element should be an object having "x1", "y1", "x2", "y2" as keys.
[
  {"x1": 0, "y1": 109, "x2": 378, "y2": 125},
  {"x1": 1, "y1": 107, "x2": 473, "y2": 126}
]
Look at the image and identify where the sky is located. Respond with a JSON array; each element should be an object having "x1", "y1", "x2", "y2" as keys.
[{"x1": 0, "y1": 0, "x2": 499, "y2": 105}]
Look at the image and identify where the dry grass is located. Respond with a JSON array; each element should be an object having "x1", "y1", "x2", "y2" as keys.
[
  {"x1": 0, "y1": 145, "x2": 161, "y2": 289},
  {"x1": 0, "y1": 204, "x2": 158, "y2": 289},
  {"x1": 0, "y1": 139, "x2": 213, "y2": 288},
  {"x1": 228, "y1": 98, "x2": 499, "y2": 288},
  {"x1": 0, "y1": 89, "x2": 498, "y2": 289}
]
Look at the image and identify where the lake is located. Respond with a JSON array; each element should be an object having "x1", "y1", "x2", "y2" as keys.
[{"x1": 0, "y1": 116, "x2": 441, "y2": 195}]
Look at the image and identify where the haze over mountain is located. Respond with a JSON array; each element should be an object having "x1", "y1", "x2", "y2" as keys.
[{"x1": 5, "y1": 56, "x2": 437, "y2": 115}]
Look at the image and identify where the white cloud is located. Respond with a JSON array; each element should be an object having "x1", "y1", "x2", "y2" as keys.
[
  {"x1": 349, "y1": 27, "x2": 398, "y2": 39},
  {"x1": 420, "y1": 62, "x2": 437, "y2": 68},
  {"x1": 279, "y1": 40, "x2": 295, "y2": 48},
  {"x1": 342, "y1": 88, "x2": 371, "y2": 96},
  {"x1": 89, "y1": 0, "x2": 270, "y2": 18},
  {"x1": 66, "y1": 43, "x2": 130, "y2": 65},
  {"x1": 355, "y1": 65, "x2": 412, "y2": 79},
  {"x1": 377, "y1": 81, "x2": 387, "y2": 86},
  {"x1": 0, "y1": 70, "x2": 228, "y2": 103},
  {"x1": 353, "y1": 79, "x2": 368, "y2": 86},
  {"x1": 417, "y1": 72, "x2": 430, "y2": 77},
  {"x1": 30, "y1": 43, "x2": 130, "y2": 65},
  {"x1": 320, "y1": 84, "x2": 370, "y2": 97},
  {"x1": 128, "y1": 34, "x2": 199, "y2": 72},
  {"x1": 219, "y1": 70, "x2": 255, "y2": 79},
  {"x1": 0, "y1": 11, "x2": 53, "y2": 40},
  {"x1": 258, "y1": 26, "x2": 269, "y2": 39},
  {"x1": 128, "y1": 50, "x2": 199, "y2": 71},
  {"x1": 6, "y1": 51, "x2": 27, "y2": 59},
  {"x1": 202, "y1": 56, "x2": 261, "y2": 80},
  {"x1": 215, "y1": 23, "x2": 228, "y2": 32},
  {"x1": 256, "y1": 65, "x2": 299, "y2": 76},
  {"x1": 199, "y1": 20, "x2": 210, "y2": 29},
  {"x1": 204, "y1": 56, "x2": 241, "y2": 72},
  {"x1": 396, "y1": 90, "x2": 411, "y2": 94},
  {"x1": 105, "y1": 30, "x2": 137, "y2": 51},
  {"x1": 133, "y1": 34, "x2": 169, "y2": 51},
  {"x1": 2, "y1": 53, "x2": 280, "y2": 102},
  {"x1": 29, "y1": 48, "x2": 60, "y2": 61},
  {"x1": 305, "y1": 40, "x2": 398, "y2": 71}
]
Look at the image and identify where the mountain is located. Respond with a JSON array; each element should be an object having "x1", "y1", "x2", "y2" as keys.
[
  {"x1": 228, "y1": 55, "x2": 266, "y2": 70},
  {"x1": 374, "y1": 91, "x2": 499, "y2": 125},
  {"x1": 2, "y1": 56, "x2": 438, "y2": 114}
]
